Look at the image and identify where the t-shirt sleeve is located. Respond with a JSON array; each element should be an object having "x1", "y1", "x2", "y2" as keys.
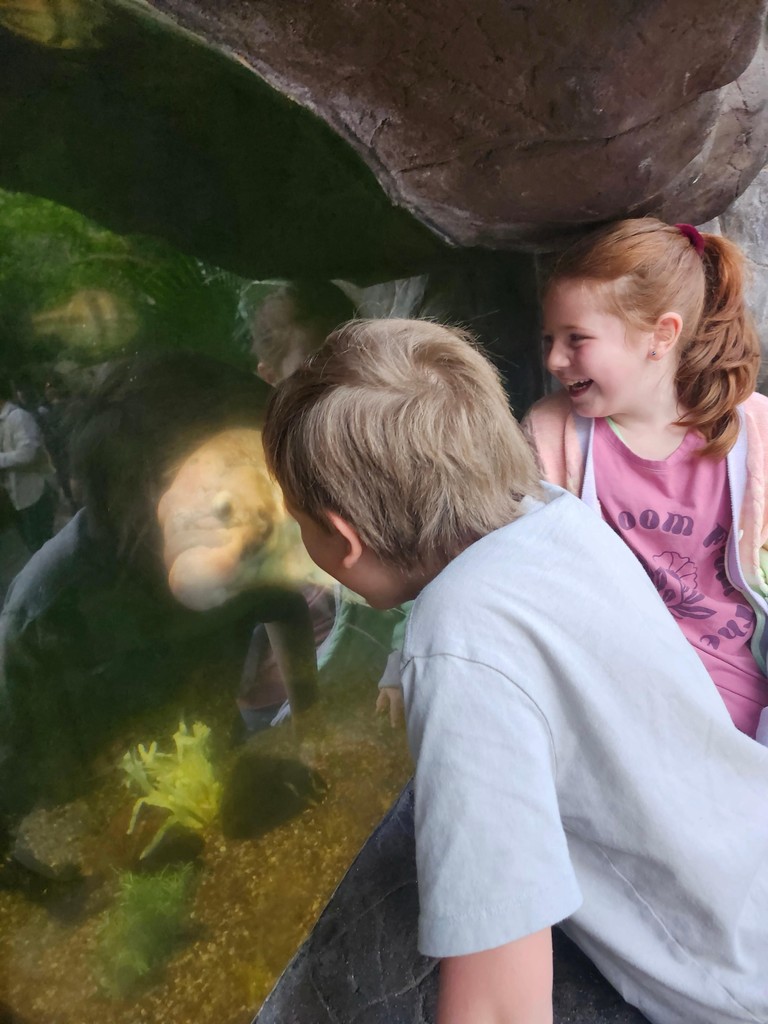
[
  {"x1": 402, "y1": 652, "x2": 582, "y2": 958},
  {"x1": 377, "y1": 647, "x2": 402, "y2": 690}
]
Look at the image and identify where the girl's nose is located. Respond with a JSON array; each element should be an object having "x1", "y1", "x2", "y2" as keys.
[{"x1": 545, "y1": 338, "x2": 568, "y2": 374}]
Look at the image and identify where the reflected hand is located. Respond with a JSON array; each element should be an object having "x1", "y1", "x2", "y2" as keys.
[{"x1": 376, "y1": 686, "x2": 405, "y2": 728}]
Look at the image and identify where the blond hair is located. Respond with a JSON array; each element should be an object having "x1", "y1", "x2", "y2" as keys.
[
  {"x1": 262, "y1": 319, "x2": 543, "y2": 571},
  {"x1": 544, "y1": 218, "x2": 760, "y2": 458}
]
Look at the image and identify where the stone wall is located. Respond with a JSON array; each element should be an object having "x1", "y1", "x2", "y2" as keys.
[{"x1": 700, "y1": 165, "x2": 768, "y2": 388}]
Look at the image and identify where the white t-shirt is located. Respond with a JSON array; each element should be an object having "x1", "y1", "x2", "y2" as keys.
[
  {"x1": 0, "y1": 402, "x2": 51, "y2": 510},
  {"x1": 401, "y1": 484, "x2": 768, "y2": 1024}
]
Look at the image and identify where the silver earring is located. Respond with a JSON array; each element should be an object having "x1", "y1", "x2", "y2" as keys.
[{"x1": 651, "y1": 349, "x2": 657, "y2": 357}]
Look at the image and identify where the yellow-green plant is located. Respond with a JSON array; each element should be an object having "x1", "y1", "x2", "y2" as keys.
[{"x1": 121, "y1": 720, "x2": 222, "y2": 858}]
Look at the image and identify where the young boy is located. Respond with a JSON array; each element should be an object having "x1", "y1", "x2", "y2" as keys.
[{"x1": 262, "y1": 319, "x2": 768, "y2": 1024}]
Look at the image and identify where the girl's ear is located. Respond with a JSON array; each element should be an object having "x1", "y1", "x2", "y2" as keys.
[
  {"x1": 651, "y1": 312, "x2": 683, "y2": 358},
  {"x1": 326, "y1": 511, "x2": 364, "y2": 569}
]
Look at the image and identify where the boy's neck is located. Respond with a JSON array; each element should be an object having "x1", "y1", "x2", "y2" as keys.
[{"x1": 397, "y1": 560, "x2": 446, "y2": 604}]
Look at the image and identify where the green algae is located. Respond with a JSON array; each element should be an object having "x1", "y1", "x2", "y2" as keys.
[{"x1": 97, "y1": 865, "x2": 194, "y2": 998}]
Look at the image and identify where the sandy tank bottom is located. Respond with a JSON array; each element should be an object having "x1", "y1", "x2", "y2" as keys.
[{"x1": 0, "y1": 653, "x2": 412, "y2": 1024}]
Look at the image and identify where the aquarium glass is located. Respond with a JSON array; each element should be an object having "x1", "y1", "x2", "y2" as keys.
[{"x1": 0, "y1": 2, "x2": 412, "y2": 1021}]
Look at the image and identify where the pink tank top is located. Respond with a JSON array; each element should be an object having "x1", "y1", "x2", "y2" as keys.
[{"x1": 593, "y1": 417, "x2": 768, "y2": 738}]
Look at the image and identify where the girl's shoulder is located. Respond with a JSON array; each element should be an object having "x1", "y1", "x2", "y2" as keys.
[
  {"x1": 523, "y1": 389, "x2": 572, "y2": 429},
  {"x1": 741, "y1": 392, "x2": 768, "y2": 433},
  {"x1": 742, "y1": 391, "x2": 768, "y2": 412},
  {"x1": 522, "y1": 391, "x2": 583, "y2": 491}
]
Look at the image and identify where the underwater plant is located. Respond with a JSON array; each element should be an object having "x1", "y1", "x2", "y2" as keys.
[
  {"x1": 97, "y1": 865, "x2": 194, "y2": 998},
  {"x1": 122, "y1": 720, "x2": 222, "y2": 858}
]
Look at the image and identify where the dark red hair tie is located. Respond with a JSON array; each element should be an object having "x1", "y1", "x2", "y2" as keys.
[{"x1": 675, "y1": 222, "x2": 705, "y2": 257}]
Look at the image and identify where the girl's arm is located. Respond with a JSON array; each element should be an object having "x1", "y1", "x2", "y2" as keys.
[{"x1": 437, "y1": 928, "x2": 553, "y2": 1024}]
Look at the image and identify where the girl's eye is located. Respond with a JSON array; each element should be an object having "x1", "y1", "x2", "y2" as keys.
[{"x1": 569, "y1": 334, "x2": 588, "y2": 345}]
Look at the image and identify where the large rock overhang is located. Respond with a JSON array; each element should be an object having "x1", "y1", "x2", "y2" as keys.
[
  {"x1": 139, "y1": 0, "x2": 768, "y2": 250},
  {"x1": 0, "y1": 0, "x2": 444, "y2": 282},
  {"x1": 0, "y1": 0, "x2": 767, "y2": 280}
]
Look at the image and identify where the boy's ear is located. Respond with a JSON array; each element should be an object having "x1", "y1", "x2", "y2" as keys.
[
  {"x1": 651, "y1": 312, "x2": 683, "y2": 357},
  {"x1": 326, "y1": 511, "x2": 364, "y2": 569}
]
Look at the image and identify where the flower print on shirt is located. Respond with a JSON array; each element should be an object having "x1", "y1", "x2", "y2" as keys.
[
  {"x1": 592, "y1": 418, "x2": 767, "y2": 738},
  {"x1": 651, "y1": 551, "x2": 716, "y2": 620},
  {"x1": 701, "y1": 605, "x2": 754, "y2": 650}
]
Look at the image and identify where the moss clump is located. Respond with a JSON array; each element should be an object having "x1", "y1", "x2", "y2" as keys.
[
  {"x1": 121, "y1": 720, "x2": 222, "y2": 858},
  {"x1": 97, "y1": 866, "x2": 194, "y2": 998}
]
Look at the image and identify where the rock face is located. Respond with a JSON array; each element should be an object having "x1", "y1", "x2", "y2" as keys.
[
  {"x1": 145, "y1": 0, "x2": 768, "y2": 250},
  {"x1": 11, "y1": 800, "x2": 94, "y2": 881},
  {"x1": 700, "y1": 165, "x2": 768, "y2": 388}
]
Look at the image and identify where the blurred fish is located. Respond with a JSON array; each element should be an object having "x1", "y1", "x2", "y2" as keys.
[
  {"x1": 158, "y1": 428, "x2": 336, "y2": 612},
  {"x1": 31, "y1": 288, "x2": 139, "y2": 353},
  {"x1": 0, "y1": 0, "x2": 105, "y2": 49}
]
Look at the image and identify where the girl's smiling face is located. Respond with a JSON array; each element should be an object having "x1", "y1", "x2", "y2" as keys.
[{"x1": 541, "y1": 278, "x2": 656, "y2": 421}]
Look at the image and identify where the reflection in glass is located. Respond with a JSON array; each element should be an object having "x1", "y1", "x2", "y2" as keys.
[
  {"x1": 0, "y1": 0, "x2": 106, "y2": 50},
  {"x1": 32, "y1": 289, "x2": 140, "y2": 355}
]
